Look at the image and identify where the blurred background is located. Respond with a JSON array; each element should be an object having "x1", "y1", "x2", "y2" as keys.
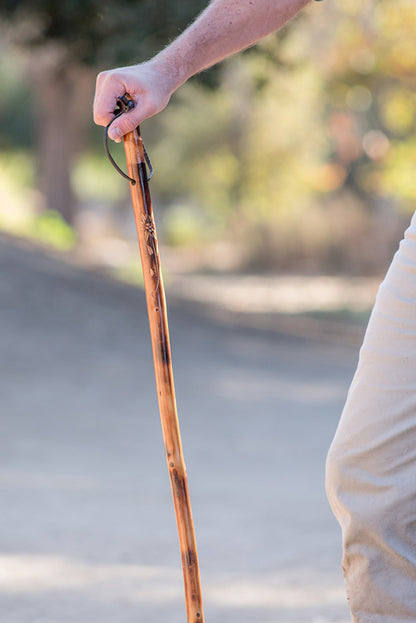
[
  {"x1": 0, "y1": 1, "x2": 415, "y2": 622},
  {"x1": 1, "y1": 0, "x2": 415, "y2": 283}
]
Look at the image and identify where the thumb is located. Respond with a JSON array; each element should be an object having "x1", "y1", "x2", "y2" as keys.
[{"x1": 108, "y1": 107, "x2": 148, "y2": 142}]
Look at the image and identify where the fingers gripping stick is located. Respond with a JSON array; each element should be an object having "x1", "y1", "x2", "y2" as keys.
[{"x1": 104, "y1": 94, "x2": 205, "y2": 623}]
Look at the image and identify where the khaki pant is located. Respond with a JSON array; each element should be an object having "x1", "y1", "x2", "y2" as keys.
[{"x1": 326, "y1": 213, "x2": 416, "y2": 622}]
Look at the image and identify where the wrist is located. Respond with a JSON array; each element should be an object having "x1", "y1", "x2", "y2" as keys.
[{"x1": 147, "y1": 48, "x2": 190, "y2": 97}]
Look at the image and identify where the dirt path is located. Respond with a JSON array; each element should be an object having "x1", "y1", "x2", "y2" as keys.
[{"x1": 0, "y1": 235, "x2": 360, "y2": 622}]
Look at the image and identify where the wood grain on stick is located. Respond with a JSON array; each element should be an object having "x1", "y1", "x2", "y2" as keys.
[{"x1": 123, "y1": 128, "x2": 204, "y2": 623}]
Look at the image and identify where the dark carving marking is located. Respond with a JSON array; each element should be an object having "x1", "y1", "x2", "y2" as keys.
[
  {"x1": 183, "y1": 547, "x2": 197, "y2": 569},
  {"x1": 170, "y1": 468, "x2": 182, "y2": 500},
  {"x1": 159, "y1": 340, "x2": 171, "y2": 367},
  {"x1": 170, "y1": 468, "x2": 189, "y2": 505},
  {"x1": 138, "y1": 162, "x2": 160, "y2": 291}
]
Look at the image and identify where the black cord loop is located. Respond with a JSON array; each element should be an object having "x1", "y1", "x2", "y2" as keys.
[{"x1": 104, "y1": 94, "x2": 153, "y2": 185}]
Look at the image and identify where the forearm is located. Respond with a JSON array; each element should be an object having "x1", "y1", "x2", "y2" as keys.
[
  {"x1": 94, "y1": 0, "x2": 314, "y2": 136},
  {"x1": 152, "y1": 0, "x2": 312, "y2": 90}
]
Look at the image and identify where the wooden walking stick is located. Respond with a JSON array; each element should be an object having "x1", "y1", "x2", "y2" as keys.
[{"x1": 104, "y1": 95, "x2": 204, "y2": 623}]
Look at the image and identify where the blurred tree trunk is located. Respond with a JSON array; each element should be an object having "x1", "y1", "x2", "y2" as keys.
[{"x1": 30, "y1": 57, "x2": 94, "y2": 224}]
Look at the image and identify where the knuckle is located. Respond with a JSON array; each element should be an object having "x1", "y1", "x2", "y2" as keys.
[{"x1": 96, "y1": 70, "x2": 108, "y2": 84}]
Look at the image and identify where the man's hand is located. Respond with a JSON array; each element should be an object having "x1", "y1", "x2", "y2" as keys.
[
  {"x1": 93, "y1": 0, "x2": 315, "y2": 141},
  {"x1": 93, "y1": 61, "x2": 177, "y2": 142}
]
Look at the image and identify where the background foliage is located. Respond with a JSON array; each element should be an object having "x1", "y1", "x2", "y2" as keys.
[{"x1": 0, "y1": 0, "x2": 415, "y2": 274}]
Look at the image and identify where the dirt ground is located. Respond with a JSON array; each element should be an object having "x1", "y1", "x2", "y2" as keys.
[{"x1": 0, "y1": 234, "x2": 367, "y2": 622}]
